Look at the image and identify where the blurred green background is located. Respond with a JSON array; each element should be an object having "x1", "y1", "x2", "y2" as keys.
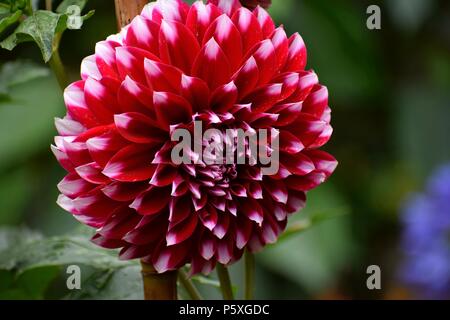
[{"x1": 0, "y1": 0, "x2": 449, "y2": 299}]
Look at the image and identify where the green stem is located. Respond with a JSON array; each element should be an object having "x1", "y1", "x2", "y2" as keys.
[
  {"x1": 178, "y1": 270, "x2": 203, "y2": 300},
  {"x1": 49, "y1": 49, "x2": 69, "y2": 90},
  {"x1": 244, "y1": 251, "x2": 255, "y2": 300},
  {"x1": 216, "y1": 264, "x2": 234, "y2": 300}
]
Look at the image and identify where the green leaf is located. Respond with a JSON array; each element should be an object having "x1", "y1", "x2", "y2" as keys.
[
  {"x1": 0, "y1": 227, "x2": 143, "y2": 299},
  {"x1": 275, "y1": 206, "x2": 348, "y2": 244},
  {"x1": 0, "y1": 60, "x2": 49, "y2": 97},
  {"x1": 1, "y1": 10, "x2": 63, "y2": 62},
  {"x1": 275, "y1": 219, "x2": 313, "y2": 243},
  {"x1": 0, "y1": 167, "x2": 31, "y2": 225},
  {"x1": 0, "y1": 73, "x2": 63, "y2": 169},
  {"x1": 0, "y1": 232, "x2": 135, "y2": 274},
  {"x1": 15, "y1": 266, "x2": 60, "y2": 299},
  {"x1": 0, "y1": 227, "x2": 42, "y2": 252},
  {"x1": 0, "y1": 1, "x2": 94, "y2": 62},
  {"x1": 191, "y1": 275, "x2": 220, "y2": 288},
  {"x1": 66, "y1": 266, "x2": 143, "y2": 300},
  {"x1": 0, "y1": 264, "x2": 60, "y2": 299},
  {"x1": 0, "y1": 5, "x2": 9, "y2": 14},
  {"x1": 0, "y1": 9, "x2": 21, "y2": 35},
  {"x1": 258, "y1": 184, "x2": 354, "y2": 295},
  {"x1": 0, "y1": 1, "x2": 30, "y2": 14}
]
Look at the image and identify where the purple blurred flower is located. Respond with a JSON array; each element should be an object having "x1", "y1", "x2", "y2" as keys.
[{"x1": 399, "y1": 165, "x2": 450, "y2": 299}]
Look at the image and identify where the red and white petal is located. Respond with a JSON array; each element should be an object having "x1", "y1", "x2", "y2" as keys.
[
  {"x1": 99, "y1": 206, "x2": 141, "y2": 239},
  {"x1": 114, "y1": 112, "x2": 165, "y2": 144},
  {"x1": 166, "y1": 214, "x2": 198, "y2": 246},
  {"x1": 153, "y1": 91, "x2": 192, "y2": 128},
  {"x1": 189, "y1": 255, "x2": 215, "y2": 275},
  {"x1": 216, "y1": 236, "x2": 234, "y2": 264},
  {"x1": 81, "y1": 55, "x2": 101, "y2": 81},
  {"x1": 239, "y1": 198, "x2": 263, "y2": 225},
  {"x1": 302, "y1": 84, "x2": 328, "y2": 118},
  {"x1": 279, "y1": 130, "x2": 304, "y2": 154},
  {"x1": 150, "y1": 164, "x2": 178, "y2": 187},
  {"x1": 287, "y1": 172, "x2": 327, "y2": 192},
  {"x1": 61, "y1": 139, "x2": 91, "y2": 168},
  {"x1": 75, "y1": 162, "x2": 110, "y2": 184},
  {"x1": 273, "y1": 72, "x2": 299, "y2": 100},
  {"x1": 95, "y1": 40, "x2": 120, "y2": 79},
  {"x1": 159, "y1": 20, "x2": 200, "y2": 74},
  {"x1": 151, "y1": 241, "x2": 189, "y2": 273},
  {"x1": 119, "y1": 245, "x2": 151, "y2": 260},
  {"x1": 115, "y1": 46, "x2": 159, "y2": 84},
  {"x1": 281, "y1": 153, "x2": 315, "y2": 176},
  {"x1": 271, "y1": 26, "x2": 289, "y2": 70},
  {"x1": 142, "y1": 0, "x2": 188, "y2": 24},
  {"x1": 253, "y1": 6, "x2": 275, "y2": 37},
  {"x1": 57, "y1": 173, "x2": 94, "y2": 198},
  {"x1": 203, "y1": 14, "x2": 243, "y2": 72},
  {"x1": 285, "y1": 189, "x2": 307, "y2": 213},
  {"x1": 199, "y1": 205, "x2": 219, "y2": 231},
  {"x1": 91, "y1": 233, "x2": 126, "y2": 249},
  {"x1": 247, "y1": 39, "x2": 277, "y2": 85},
  {"x1": 125, "y1": 15, "x2": 160, "y2": 55},
  {"x1": 287, "y1": 114, "x2": 327, "y2": 147},
  {"x1": 101, "y1": 181, "x2": 148, "y2": 202},
  {"x1": 180, "y1": 75, "x2": 210, "y2": 112},
  {"x1": 207, "y1": 0, "x2": 241, "y2": 16},
  {"x1": 55, "y1": 117, "x2": 85, "y2": 137},
  {"x1": 144, "y1": 58, "x2": 182, "y2": 93},
  {"x1": 235, "y1": 216, "x2": 253, "y2": 249},
  {"x1": 86, "y1": 130, "x2": 128, "y2": 168},
  {"x1": 64, "y1": 81, "x2": 99, "y2": 128},
  {"x1": 261, "y1": 213, "x2": 282, "y2": 244},
  {"x1": 186, "y1": 1, "x2": 221, "y2": 42},
  {"x1": 117, "y1": 76, "x2": 155, "y2": 115},
  {"x1": 71, "y1": 192, "x2": 120, "y2": 228},
  {"x1": 171, "y1": 174, "x2": 189, "y2": 196},
  {"x1": 192, "y1": 38, "x2": 231, "y2": 90},
  {"x1": 270, "y1": 102, "x2": 303, "y2": 126},
  {"x1": 304, "y1": 150, "x2": 338, "y2": 178},
  {"x1": 103, "y1": 144, "x2": 157, "y2": 182},
  {"x1": 51, "y1": 144, "x2": 74, "y2": 172},
  {"x1": 283, "y1": 33, "x2": 307, "y2": 72},
  {"x1": 199, "y1": 231, "x2": 216, "y2": 260},
  {"x1": 84, "y1": 77, "x2": 120, "y2": 123},
  {"x1": 210, "y1": 81, "x2": 238, "y2": 113},
  {"x1": 212, "y1": 213, "x2": 230, "y2": 239},
  {"x1": 232, "y1": 56, "x2": 259, "y2": 99},
  {"x1": 124, "y1": 214, "x2": 167, "y2": 245},
  {"x1": 263, "y1": 179, "x2": 288, "y2": 204},
  {"x1": 232, "y1": 7, "x2": 263, "y2": 54},
  {"x1": 130, "y1": 186, "x2": 171, "y2": 215},
  {"x1": 244, "y1": 83, "x2": 282, "y2": 113},
  {"x1": 169, "y1": 196, "x2": 192, "y2": 227},
  {"x1": 287, "y1": 70, "x2": 318, "y2": 103},
  {"x1": 309, "y1": 123, "x2": 333, "y2": 149}
]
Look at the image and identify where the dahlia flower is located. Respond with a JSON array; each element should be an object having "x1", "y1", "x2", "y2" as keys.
[
  {"x1": 53, "y1": 0, "x2": 336, "y2": 274},
  {"x1": 399, "y1": 165, "x2": 450, "y2": 299}
]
